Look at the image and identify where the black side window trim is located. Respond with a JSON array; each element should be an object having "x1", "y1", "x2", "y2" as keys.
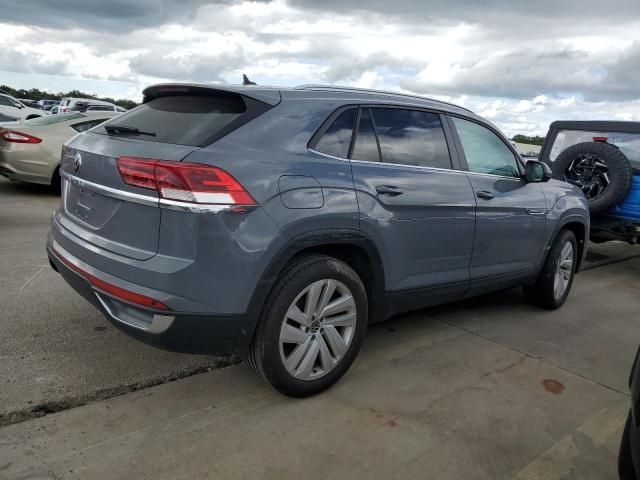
[
  {"x1": 446, "y1": 113, "x2": 525, "y2": 176},
  {"x1": 348, "y1": 107, "x2": 382, "y2": 162}
]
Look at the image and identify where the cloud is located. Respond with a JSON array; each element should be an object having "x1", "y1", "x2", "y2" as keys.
[{"x1": 1, "y1": 0, "x2": 640, "y2": 136}]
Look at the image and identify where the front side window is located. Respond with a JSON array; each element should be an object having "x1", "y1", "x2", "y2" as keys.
[
  {"x1": 550, "y1": 129, "x2": 640, "y2": 169},
  {"x1": 313, "y1": 108, "x2": 357, "y2": 158},
  {"x1": 370, "y1": 108, "x2": 451, "y2": 169},
  {"x1": 452, "y1": 117, "x2": 520, "y2": 177}
]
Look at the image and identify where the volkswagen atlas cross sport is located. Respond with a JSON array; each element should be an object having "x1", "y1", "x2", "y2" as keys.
[{"x1": 47, "y1": 84, "x2": 589, "y2": 397}]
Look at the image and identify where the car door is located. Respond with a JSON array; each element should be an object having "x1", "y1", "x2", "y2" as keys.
[
  {"x1": 447, "y1": 115, "x2": 547, "y2": 294},
  {"x1": 348, "y1": 106, "x2": 476, "y2": 312}
]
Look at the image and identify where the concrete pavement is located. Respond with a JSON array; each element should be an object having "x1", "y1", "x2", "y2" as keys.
[{"x1": 1, "y1": 256, "x2": 637, "y2": 479}]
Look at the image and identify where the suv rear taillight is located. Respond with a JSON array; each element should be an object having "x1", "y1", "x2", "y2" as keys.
[
  {"x1": 1, "y1": 131, "x2": 42, "y2": 144},
  {"x1": 116, "y1": 157, "x2": 256, "y2": 205}
]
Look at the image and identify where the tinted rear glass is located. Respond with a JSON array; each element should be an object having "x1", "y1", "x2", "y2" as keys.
[
  {"x1": 371, "y1": 108, "x2": 451, "y2": 169},
  {"x1": 313, "y1": 109, "x2": 356, "y2": 158},
  {"x1": 96, "y1": 94, "x2": 246, "y2": 146},
  {"x1": 23, "y1": 112, "x2": 85, "y2": 126}
]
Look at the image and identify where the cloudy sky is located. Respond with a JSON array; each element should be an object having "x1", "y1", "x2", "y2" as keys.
[{"x1": 1, "y1": 0, "x2": 640, "y2": 135}]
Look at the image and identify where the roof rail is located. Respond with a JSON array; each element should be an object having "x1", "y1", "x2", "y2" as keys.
[{"x1": 295, "y1": 84, "x2": 474, "y2": 114}]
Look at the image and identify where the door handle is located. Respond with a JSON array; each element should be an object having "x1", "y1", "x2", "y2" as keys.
[
  {"x1": 526, "y1": 208, "x2": 546, "y2": 215},
  {"x1": 375, "y1": 185, "x2": 404, "y2": 197},
  {"x1": 476, "y1": 190, "x2": 495, "y2": 200}
]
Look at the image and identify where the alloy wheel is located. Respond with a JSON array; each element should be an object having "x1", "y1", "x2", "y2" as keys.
[
  {"x1": 563, "y1": 153, "x2": 609, "y2": 200},
  {"x1": 554, "y1": 241, "x2": 574, "y2": 300},
  {"x1": 279, "y1": 279, "x2": 357, "y2": 381}
]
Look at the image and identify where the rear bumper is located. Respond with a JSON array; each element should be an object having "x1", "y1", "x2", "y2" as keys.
[
  {"x1": 591, "y1": 214, "x2": 640, "y2": 242},
  {"x1": 47, "y1": 241, "x2": 244, "y2": 355}
]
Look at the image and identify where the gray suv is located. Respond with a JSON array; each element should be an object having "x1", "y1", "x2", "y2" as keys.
[{"x1": 47, "y1": 84, "x2": 589, "y2": 396}]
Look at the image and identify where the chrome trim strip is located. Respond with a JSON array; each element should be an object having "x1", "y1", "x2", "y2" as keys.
[
  {"x1": 526, "y1": 208, "x2": 547, "y2": 215},
  {"x1": 95, "y1": 293, "x2": 175, "y2": 334},
  {"x1": 61, "y1": 171, "x2": 158, "y2": 206},
  {"x1": 158, "y1": 198, "x2": 243, "y2": 213},
  {"x1": 308, "y1": 148, "x2": 466, "y2": 175},
  {"x1": 61, "y1": 171, "x2": 250, "y2": 213}
]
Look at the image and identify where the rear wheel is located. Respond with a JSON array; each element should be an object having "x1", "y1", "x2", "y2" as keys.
[
  {"x1": 524, "y1": 229, "x2": 577, "y2": 310},
  {"x1": 50, "y1": 166, "x2": 61, "y2": 193},
  {"x1": 245, "y1": 255, "x2": 368, "y2": 397}
]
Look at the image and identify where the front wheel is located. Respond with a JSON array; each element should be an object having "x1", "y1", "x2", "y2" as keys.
[
  {"x1": 524, "y1": 229, "x2": 578, "y2": 310},
  {"x1": 245, "y1": 255, "x2": 368, "y2": 397}
]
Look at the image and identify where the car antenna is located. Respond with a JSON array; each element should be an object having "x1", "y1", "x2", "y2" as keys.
[{"x1": 242, "y1": 74, "x2": 257, "y2": 86}]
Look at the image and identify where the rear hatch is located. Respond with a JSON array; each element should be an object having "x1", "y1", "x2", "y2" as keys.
[{"x1": 58, "y1": 86, "x2": 276, "y2": 260}]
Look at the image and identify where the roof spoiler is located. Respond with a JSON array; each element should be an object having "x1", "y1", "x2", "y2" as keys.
[{"x1": 142, "y1": 83, "x2": 281, "y2": 107}]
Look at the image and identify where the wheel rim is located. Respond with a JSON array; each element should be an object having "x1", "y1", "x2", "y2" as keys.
[
  {"x1": 554, "y1": 242, "x2": 574, "y2": 300},
  {"x1": 279, "y1": 279, "x2": 357, "y2": 381},
  {"x1": 563, "y1": 153, "x2": 609, "y2": 200}
]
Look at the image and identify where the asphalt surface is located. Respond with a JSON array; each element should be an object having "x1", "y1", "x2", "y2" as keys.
[
  {"x1": 1, "y1": 174, "x2": 640, "y2": 430},
  {"x1": 1, "y1": 256, "x2": 638, "y2": 479},
  {"x1": 0, "y1": 178, "x2": 232, "y2": 426}
]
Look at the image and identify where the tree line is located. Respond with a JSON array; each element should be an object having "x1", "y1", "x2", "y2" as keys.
[
  {"x1": 512, "y1": 134, "x2": 545, "y2": 146},
  {"x1": 0, "y1": 85, "x2": 138, "y2": 110}
]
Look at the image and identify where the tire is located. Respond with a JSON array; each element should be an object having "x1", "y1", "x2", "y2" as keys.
[
  {"x1": 51, "y1": 167, "x2": 61, "y2": 194},
  {"x1": 551, "y1": 141, "x2": 632, "y2": 213},
  {"x1": 244, "y1": 254, "x2": 368, "y2": 397},
  {"x1": 523, "y1": 229, "x2": 577, "y2": 310},
  {"x1": 619, "y1": 412, "x2": 637, "y2": 480}
]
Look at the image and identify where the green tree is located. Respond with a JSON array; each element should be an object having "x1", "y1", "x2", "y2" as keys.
[
  {"x1": 0, "y1": 84, "x2": 139, "y2": 110},
  {"x1": 512, "y1": 134, "x2": 546, "y2": 146}
]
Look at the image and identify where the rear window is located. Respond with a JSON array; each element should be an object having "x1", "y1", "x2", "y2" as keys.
[
  {"x1": 95, "y1": 94, "x2": 247, "y2": 146},
  {"x1": 550, "y1": 130, "x2": 640, "y2": 169},
  {"x1": 23, "y1": 113, "x2": 85, "y2": 126}
]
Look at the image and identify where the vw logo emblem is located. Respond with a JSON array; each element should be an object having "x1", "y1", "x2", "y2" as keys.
[{"x1": 73, "y1": 153, "x2": 82, "y2": 174}]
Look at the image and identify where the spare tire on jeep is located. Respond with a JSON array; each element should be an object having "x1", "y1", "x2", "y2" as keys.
[{"x1": 551, "y1": 141, "x2": 633, "y2": 213}]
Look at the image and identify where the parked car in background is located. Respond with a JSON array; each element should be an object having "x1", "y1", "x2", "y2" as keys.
[
  {"x1": 86, "y1": 104, "x2": 126, "y2": 113},
  {"x1": 58, "y1": 97, "x2": 117, "y2": 113},
  {"x1": 18, "y1": 98, "x2": 41, "y2": 109},
  {"x1": 540, "y1": 121, "x2": 640, "y2": 244},
  {"x1": 0, "y1": 111, "x2": 119, "y2": 190},
  {"x1": 38, "y1": 99, "x2": 60, "y2": 110},
  {"x1": 619, "y1": 346, "x2": 640, "y2": 480},
  {"x1": 46, "y1": 83, "x2": 589, "y2": 397},
  {"x1": 0, "y1": 93, "x2": 45, "y2": 121},
  {"x1": 50, "y1": 105, "x2": 61, "y2": 115}
]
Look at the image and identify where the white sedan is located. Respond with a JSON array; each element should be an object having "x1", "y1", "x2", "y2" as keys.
[
  {"x1": 0, "y1": 93, "x2": 45, "y2": 121},
  {"x1": 0, "y1": 111, "x2": 119, "y2": 189}
]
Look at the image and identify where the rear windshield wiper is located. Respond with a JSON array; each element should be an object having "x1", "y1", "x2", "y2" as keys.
[{"x1": 104, "y1": 124, "x2": 156, "y2": 137}]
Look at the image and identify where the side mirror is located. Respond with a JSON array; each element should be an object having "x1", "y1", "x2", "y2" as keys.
[{"x1": 525, "y1": 160, "x2": 552, "y2": 183}]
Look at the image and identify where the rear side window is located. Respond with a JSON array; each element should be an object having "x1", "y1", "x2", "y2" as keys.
[
  {"x1": 351, "y1": 108, "x2": 380, "y2": 162},
  {"x1": 95, "y1": 94, "x2": 250, "y2": 146},
  {"x1": 371, "y1": 108, "x2": 451, "y2": 169},
  {"x1": 550, "y1": 130, "x2": 640, "y2": 169},
  {"x1": 313, "y1": 108, "x2": 356, "y2": 158}
]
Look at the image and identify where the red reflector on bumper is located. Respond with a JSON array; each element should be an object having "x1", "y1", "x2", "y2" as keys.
[{"x1": 54, "y1": 249, "x2": 170, "y2": 311}]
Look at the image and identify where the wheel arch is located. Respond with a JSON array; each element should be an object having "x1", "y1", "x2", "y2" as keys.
[{"x1": 234, "y1": 229, "x2": 386, "y2": 352}]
